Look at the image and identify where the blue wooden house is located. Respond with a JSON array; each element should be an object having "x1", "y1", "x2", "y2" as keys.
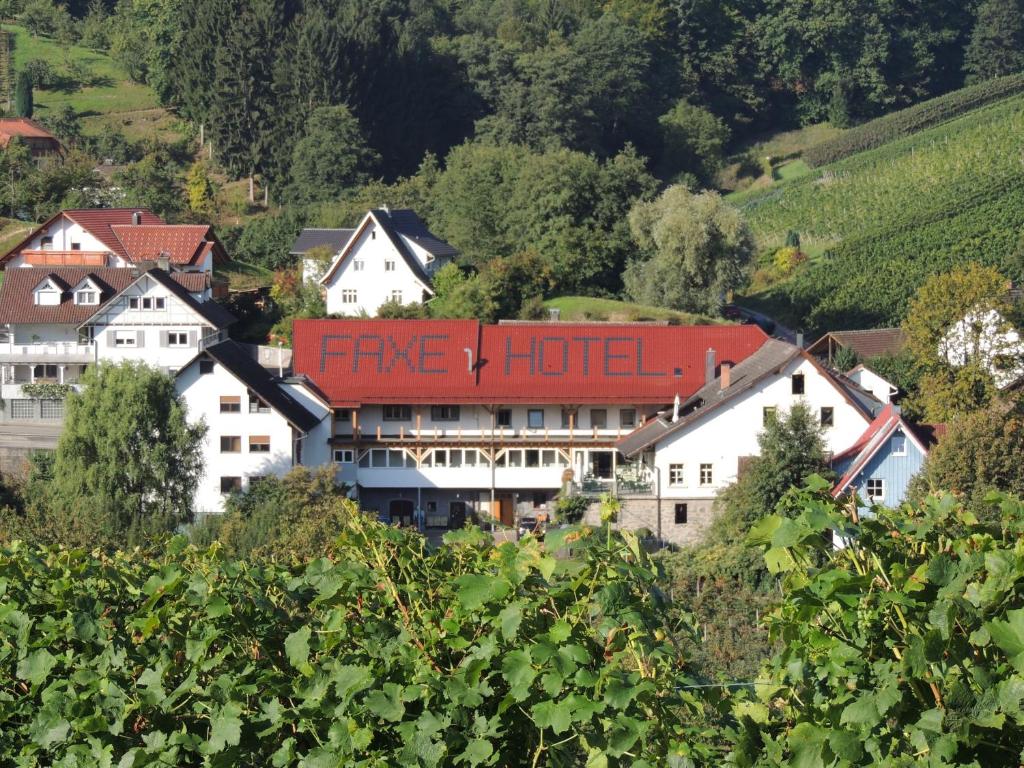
[{"x1": 831, "y1": 403, "x2": 930, "y2": 509}]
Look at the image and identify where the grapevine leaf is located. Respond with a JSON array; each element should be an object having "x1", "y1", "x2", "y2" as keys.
[
  {"x1": 548, "y1": 620, "x2": 571, "y2": 643},
  {"x1": 987, "y1": 608, "x2": 1024, "y2": 672},
  {"x1": 455, "y1": 575, "x2": 510, "y2": 611},
  {"x1": 208, "y1": 701, "x2": 243, "y2": 753},
  {"x1": 17, "y1": 648, "x2": 56, "y2": 686},
  {"x1": 498, "y1": 603, "x2": 523, "y2": 640},
  {"x1": 284, "y1": 625, "x2": 313, "y2": 674},
  {"x1": 456, "y1": 738, "x2": 493, "y2": 766},
  {"x1": 839, "y1": 695, "x2": 879, "y2": 727},
  {"x1": 501, "y1": 649, "x2": 535, "y2": 700},
  {"x1": 366, "y1": 683, "x2": 406, "y2": 722},
  {"x1": 531, "y1": 699, "x2": 571, "y2": 734}
]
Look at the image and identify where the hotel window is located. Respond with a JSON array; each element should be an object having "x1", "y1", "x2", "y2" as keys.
[
  {"x1": 669, "y1": 464, "x2": 685, "y2": 486},
  {"x1": 199, "y1": 360, "x2": 214, "y2": 375},
  {"x1": 353, "y1": 260, "x2": 365, "y2": 271},
  {"x1": 167, "y1": 332, "x2": 188, "y2": 347},
  {"x1": 219, "y1": 396, "x2": 241, "y2": 413},
  {"x1": 820, "y1": 407, "x2": 834, "y2": 426},
  {"x1": 142, "y1": 297, "x2": 153, "y2": 310},
  {"x1": 220, "y1": 476, "x2": 242, "y2": 494},
  {"x1": 129, "y1": 297, "x2": 140, "y2": 309},
  {"x1": 496, "y1": 408, "x2": 512, "y2": 427},
  {"x1": 527, "y1": 409, "x2": 545, "y2": 429},
  {"x1": 341, "y1": 289, "x2": 358, "y2": 304},
  {"x1": 891, "y1": 434, "x2": 907, "y2": 455},
  {"x1": 699, "y1": 463, "x2": 713, "y2": 486},
  {"x1": 249, "y1": 435, "x2": 271, "y2": 453},
  {"x1": 249, "y1": 395, "x2": 271, "y2": 414},
  {"x1": 385, "y1": 259, "x2": 396, "y2": 271},
  {"x1": 114, "y1": 330, "x2": 137, "y2": 347},
  {"x1": 590, "y1": 409, "x2": 607, "y2": 429},
  {"x1": 33, "y1": 364, "x2": 58, "y2": 380},
  {"x1": 866, "y1": 478, "x2": 885, "y2": 501},
  {"x1": 383, "y1": 405, "x2": 411, "y2": 421},
  {"x1": 674, "y1": 503, "x2": 688, "y2": 525},
  {"x1": 620, "y1": 409, "x2": 637, "y2": 428},
  {"x1": 525, "y1": 449, "x2": 540, "y2": 468},
  {"x1": 334, "y1": 449, "x2": 354, "y2": 463},
  {"x1": 391, "y1": 290, "x2": 403, "y2": 303},
  {"x1": 791, "y1": 374, "x2": 805, "y2": 395},
  {"x1": 154, "y1": 297, "x2": 166, "y2": 310},
  {"x1": 763, "y1": 406, "x2": 777, "y2": 425},
  {"x1": 431, "y1": 405, "x2": 460, "y2": 421},
  {"x1": 541, "y1": 450, "x2": 561, "y2": 468},
  {"x1": 75, "y1": 290, "x2": 97, "y2": 305},
  {"x1": 220, "y1": 436, "x2": 241, "y2": 453}
]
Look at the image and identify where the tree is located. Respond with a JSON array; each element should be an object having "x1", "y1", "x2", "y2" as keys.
[
  {"x1": 288, "y1": 105, "x2": 379, "y2": 203},
  {"x1": 376, "y1": 299, "x2": 429, "y2": 318},
  {"x1": 429, "y1": 262, "x2": 496, "y2": 320},
  {"x1": 964, "y1": 0, "x2": 1024, "y2": 83},
  {"x1": 114, "y1": 147, "x2": 183, "y2": 219},
  {"x1": 624, "y1": 185, "x2": 753, "y2": 313},
  {"x1": 16, "y1": 363, "x2": 205, "y2": 548},
  {"x1": 191, "y1": 466, "x2": 354, "y2": 560},
  {"x1": 656, "y1": 100, "x2": 730, "y2": 185},
  {"x1": 19, "y1": 0, "x2": 62, "y2": 38},
  {"x1": 185, "y1": 159, "x2": 219, "y2": 218},
  {"x1": 14, "y1": 70, "x2": 31, "y2": 118},
  {"x1": 908, "y1": 400, "x2": 1024, "y2": 520}
]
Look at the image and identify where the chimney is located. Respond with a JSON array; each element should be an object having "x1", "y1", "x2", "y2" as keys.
[
  {"x1": 720, "y1": 362, "x2": 731, "y2": 390},
  {"x1": 132, "y1": 210, "x2": 142, "y2": 226},
  {"x1": 705, "y1": 348, "x2": 715, "y2": 385},
  {"x1": 157, "y1": 254, "x2": 170, "y2": 271},
  {"x1": 796, "y1": 330, "x2": 804, "y2": 348}
]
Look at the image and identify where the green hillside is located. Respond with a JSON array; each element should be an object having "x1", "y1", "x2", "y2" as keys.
[
  {"x1": 734, "y1": 88, "x2": 1024, "y2": 335},
  {"x1": 4, "y1": 23, "x2": 179, "y2": 141},
  {"x1": 543, "y1": 296, "x2": 720, "y2": 325}
]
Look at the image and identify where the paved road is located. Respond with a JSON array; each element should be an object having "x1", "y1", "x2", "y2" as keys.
[
  {"x1": 0, "y1": 422, "x2": 62, "y2": 449},
  {"x1": 733, "y1": 305, "x2": 799, "y2": 345}
]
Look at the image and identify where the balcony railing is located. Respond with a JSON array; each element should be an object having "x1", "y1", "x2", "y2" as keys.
[
  {"x1": 579, "y1": 464, "x2": 655, "y2": 496},
  {"x1": 22, "y1": 250, "x2": 108, "y2": 267},
  {"x1": 0, "y1": 340, "x2": 96, "y2": 363},
  {"x1": 333, "y1": 425, "x2": 635, "y2": 443}
]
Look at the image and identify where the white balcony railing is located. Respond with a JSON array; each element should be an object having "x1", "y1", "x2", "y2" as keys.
[
  {"x1": 332, "y1": 425, "x2": 635, "y2": 442},
  {"x1": 0, "y1": 340, "x2": 96, "y2": 363}
]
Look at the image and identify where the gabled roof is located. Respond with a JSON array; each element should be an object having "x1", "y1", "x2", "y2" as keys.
[
  {"x1": 187, "y1": 340, "x2": 322, "y2": 433},
  {"x1": 0, "y1": 266, "x2": 209, "y2": 325},
  {"x1": 807, "y1": 327, "x2": 907, "y2": 360},
  {"x1": 34, "y1": 272, "x2": 70, "y2": 291},
  {"x1": 293, "y1": 319, "x2": 769, "y2": 406},
  {"x1": 831, "y1": 403, "x2": 928, "y2": 497},
  {"x1": 319, "y1": 209, "x2": 455, "y2": 289},
  {"x1": 290, "y1": 228, "x2": 355, "y2": 255},
  {"x1": 144, "y1": 270, "x2": 236, "y2": 329},
  {"x1": 0, "y1": 117, "x2": 60, "y2": 143}
]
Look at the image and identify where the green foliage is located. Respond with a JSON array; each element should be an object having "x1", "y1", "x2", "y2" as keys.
[
  {"x1": 18, "y1": 0, "x2": 65, "y2": 38},
  {"x1": 737, "y1": 94, "x2": 1024, "y2": 332},
  {"x1": 803, "y1": 73, "x2": 1024, "y2": 167},
  {"x1": 4, "y1": 362, "x2": 206, "y2": 549},
  {"x1": 228, "y1": 207, "x2": 307, "y2": 270},
  {"x1": 625, "y1": 185, "x2": 753, "y2": 314},
  {"x1": 656, "y1": 100, "x2": 730, "y2": 186},
  {"x1": 965, "y1": 0, "x2": 1024, "y2": 84},
  {"x1": 376, "y1": 299, "x2": 429, "y2": 319},
  {"x1": 19, "y1": 382, "x2": 72, "y2": 399},
  {"x1": 0, "y1": 519, "x2": 724, "y2": 764},
  {"x1": 288, "y1": 105, "x2": 379, "y2": 204},
  {"x1": 553, "y1": 494, "x2": 590, "y2": 524},
  {"x1": 13, "y1": 68, "x2": 31, "y2": 117},
  {"x1": 113, "y1": 146, "x2": 184, "y2": 220},
  {"x1": 830, "y1": 345, "x2": 859, "y2": 373},
  {"x1": 191, "y1": 467, "x2": 354, "y2": 561},
  {"x1": 185, "y1": 159, "x2": 218, "y2": 219},
  {"x1": 738, "y1": 485, "x2": 1024, "y2": 766}
]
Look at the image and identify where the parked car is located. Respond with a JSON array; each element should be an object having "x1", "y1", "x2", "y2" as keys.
[{"x1": 517, "y1": 514, "x2": 548, "y2": 539}]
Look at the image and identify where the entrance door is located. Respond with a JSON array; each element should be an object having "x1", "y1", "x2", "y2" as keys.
[
  {"x1": 450, "y1": 501, "x2": 467, "y2": 530},
  {"x1": 495, "y1": 494, "x2": 515, "y2": 527},
  {"x1": 591, "y1": 452, "x2": 613, "y2": 479},
  {"x1": 388, "y1": 499, "x2": 414, "y2": 527}
]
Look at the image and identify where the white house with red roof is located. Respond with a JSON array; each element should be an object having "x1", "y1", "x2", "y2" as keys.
[
  {"x1": 286, "y1": 319, "x2": 902, "y2": 545},
  {"x1": 0, "y1": 209, "x2": 228, "y2": 273},
  {"x1": 310, "y1": 209, "x2": 458, "y2": 316}
]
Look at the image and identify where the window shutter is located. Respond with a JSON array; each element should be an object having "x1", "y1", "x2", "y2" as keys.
[
  {"x1": 136, "y1": 330, "x2": 145, "y2": 347},
  {"x1": 160, "y1": 331, "x2": 168, "y2": 347},
  {"x1": 188, "y1": 330, "x2": 197, "y2": 347},
  {"x1": 106, "y1": 331, "x2": 115, "y2": 346}
]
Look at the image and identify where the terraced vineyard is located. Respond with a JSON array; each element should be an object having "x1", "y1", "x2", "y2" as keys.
[{"x1": 734, "y1": 93, "x2": 1024, "y2": 334}]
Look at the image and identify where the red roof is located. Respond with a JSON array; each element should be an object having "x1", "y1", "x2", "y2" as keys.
[
  {"x1": 111, "y1": 224, "x2": 214, "y2": 265},
  {"x1": 0, "y1": 118, "x2": 59, "y2": 143},
  {"x1": 293, "y1": 319, "x2": 769, "y2": 406}
]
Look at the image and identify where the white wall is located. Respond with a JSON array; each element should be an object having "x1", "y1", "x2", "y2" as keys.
[
  {"x1": 323, "y1": 219, "x2": 430, "y2": 315},
  {"x1": 847, "y1": 367, "x2": 896, "y2": 403},
  {"x1": 9, "y1": 218, "x2": 112, "y2": 268},
  {"x1": 176, "y1": 361, "x2": 301, "y2": 516},
  {"x1": 651, "y1": 356, "x2": 872, "y2": 500},
  {"x1": 283, "y1": 381, "x2": 333, "y2": 467},
  {"x1": 11, "y1": 323, "x2": 80, "y2": 344}
]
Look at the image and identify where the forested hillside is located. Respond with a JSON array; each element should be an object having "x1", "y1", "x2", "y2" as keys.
[{"x1": 735, "y1": 83, "x2": 1024, "y2": 333}]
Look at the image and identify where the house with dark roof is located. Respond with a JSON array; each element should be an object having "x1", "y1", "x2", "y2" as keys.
[
  {"x1": 806, "y1": 327, "x2": 907, "y2": 363},
  {"x1": 831, "y1": 403, "x2": 931, "y2": 510},
  {"x1": 174, "y1": 340, "x2": 331, "y2": 514},
  {"x1": 0, "y1": 266, "x2": 234, "y2": 421},
  {"x1": 0, "y1": 209, "x2": 229, "y2": 273},
  {"x1": 316, "y1": 208, "x2": 457, "y2": 315}
]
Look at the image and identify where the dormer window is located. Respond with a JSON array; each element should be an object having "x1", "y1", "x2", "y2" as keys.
[
  {"x1": 75, "y1": 290, "x2": 97, "y2": 305},
  {"x1": 33, "y1": 278, "x2": 62, "y2": 306}
]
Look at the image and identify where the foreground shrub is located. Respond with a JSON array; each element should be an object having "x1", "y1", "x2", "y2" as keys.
[
  {"x1": 0, "y1": 517, "x2": 723, "y2": 765},
  {"x1": 736, "y1": 480, "x2": 1024, "y2": 765}
]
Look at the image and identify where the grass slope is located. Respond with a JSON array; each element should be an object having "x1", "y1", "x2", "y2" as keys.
[
  {"x1": 733, "y1": 92, "x2": 1024, "y2": 334},
  {"x1": 544, "y1": 296, "x2": 720, "y2": 324},
  {"x1": 5, "y1": 24, "x2": 179, "y2": 140},
  {"x1": 219, "y1": 260, "x2": 274, "y2": 291}
]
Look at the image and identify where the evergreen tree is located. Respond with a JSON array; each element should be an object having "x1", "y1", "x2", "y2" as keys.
[
  {"x1": 288, "y1": 105, "x2": 379, "y2": 203},
  {"x1": 964, "y1": 0, "x2": 1024, "y2": 83},
  {"x1": 14, "y1": 69, "x2": 31, "y2": 118}
]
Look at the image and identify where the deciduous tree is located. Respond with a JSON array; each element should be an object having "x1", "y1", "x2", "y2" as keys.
[
  {"x1": 288, "y1": 105, "x2": 379, "y2": 204},
  {"x1": 964, "y1": 0, "x2": 1024, "y2": 83}
]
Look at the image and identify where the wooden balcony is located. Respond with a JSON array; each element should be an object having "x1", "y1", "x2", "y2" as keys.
[{"x1": 22, "y1": 250, "x2": 108, "y2": 267}]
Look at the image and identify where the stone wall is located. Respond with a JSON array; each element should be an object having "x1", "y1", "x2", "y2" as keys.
[{"x1": 581, "y1": 496, "x2": 719, "y2": 548}]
